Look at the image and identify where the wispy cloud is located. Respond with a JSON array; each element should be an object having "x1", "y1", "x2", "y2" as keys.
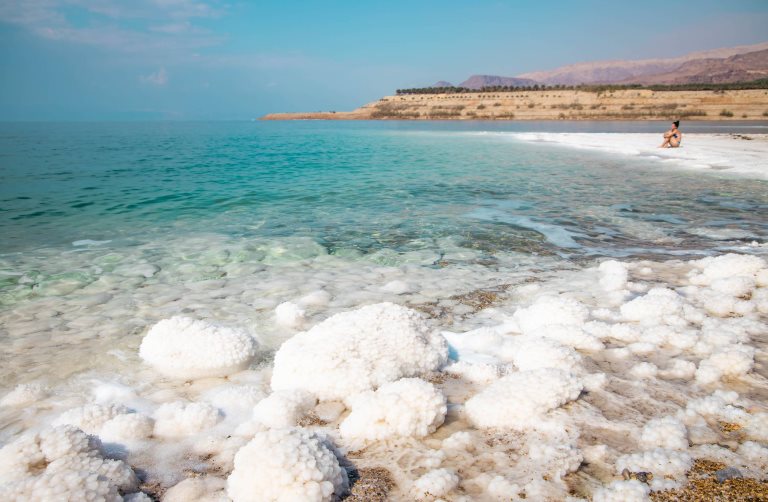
[
  {"x1": 0, "y1": 0, "x2": 224, "y2": 54},
  {"x1": 140, "y1": 67, "x2": 168, "y2": 85}
]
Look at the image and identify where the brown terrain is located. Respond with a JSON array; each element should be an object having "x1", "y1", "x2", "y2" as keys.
[{"x1": 262, "y1": 88, "x2": 768, "y2": 121}]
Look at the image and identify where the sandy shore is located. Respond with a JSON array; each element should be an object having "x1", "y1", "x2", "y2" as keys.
[{"x1": 263, "y1": 89, "x2": 768, "y2": 121}]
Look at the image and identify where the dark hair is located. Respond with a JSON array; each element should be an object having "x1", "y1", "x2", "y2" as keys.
[{"x1": 673, "y1": 120, "x2": 680, "y2": 128}]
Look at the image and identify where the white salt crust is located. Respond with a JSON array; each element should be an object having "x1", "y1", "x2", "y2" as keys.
[
  {"x1": 139, "y1": 316, "x2": 258, "y2": 379},
  {"x1": 271, "y1": 303, "x2": 449, "y2": 402}
]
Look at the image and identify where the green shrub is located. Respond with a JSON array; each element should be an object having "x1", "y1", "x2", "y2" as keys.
[
  {"x1": 477, "y1": 104, "x2": 486, "y2": 110},
  {"x1": 719, "y1": 109, "x2": 734, "y2": 117}
]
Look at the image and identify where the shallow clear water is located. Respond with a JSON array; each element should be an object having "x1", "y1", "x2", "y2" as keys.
[{"x1": 2, "y1": 121, "x2": 767, "y2": 256}]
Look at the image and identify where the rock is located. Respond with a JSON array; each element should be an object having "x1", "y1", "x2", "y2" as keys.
[{"x1": 715, "y1": 467, "x2": 743, "y2": 483}]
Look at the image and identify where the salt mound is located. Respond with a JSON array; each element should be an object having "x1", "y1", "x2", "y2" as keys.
[
  {"x1": 620, "y1": 287, "x2": 683, "y2": 323},
  {"x1": 139, "y1": 316, "x2": 258, "y2": 379},
  {"x1": 252, "y1": 390, "x2": 316, "y2": 429},
  {"x1": 226, "y1": 427, "x2": 348, "y2": 502},
  {"x1": 0, "y1": 383, "x2": 49, "y2": 407},
  {"x1": 271, "y1": 303, "x2": 448, "y2": 402},
  {"x1": 153, "y1": 401, "x2": 222, "y2": 437},
  {"x1": 513, "y1": 296, "x2": 589, "y2": 333},
  {"x1": 690, "y1": 253, "x2": 766, "y2": 284},
  {"x1": 640, "y1": 416, "x2": 688, "y2": 450},
  {"x1": 464, "y1": 368, "x2": 583, "y2": 429},
  {"x1": 593, "y1": 479, "x2": 650, "y2": 502},
  {"x1": 340, "y1": 378, "x2": 446, "y2": 442},
  {"x1": 599, "y1": 260, "x2": 629, "y2": 291},
  {"x1": 0, "y1": 425, "x2": 140, "y2": 500},
  {"x1": 412, "y1": 468, "x2": 459, "y2": 499}
]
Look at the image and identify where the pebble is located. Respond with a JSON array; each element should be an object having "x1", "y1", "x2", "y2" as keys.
[{"x1": 715, "y1": 467, "x2": 743, "y2": 483}]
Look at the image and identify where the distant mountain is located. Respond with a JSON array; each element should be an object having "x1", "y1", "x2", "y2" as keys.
[
  {"x1": 619, "y1": 48, "x2": 768, "y2": 84},
  {"x1": 458, "y1": 75, "x2": 538, "y2": 89},
  {"x1": 516, "y1": 41, "x2": 768, "y2": 85},
  {"x1": 431, "y1": 81, "x2": 454, "y2": 87}
]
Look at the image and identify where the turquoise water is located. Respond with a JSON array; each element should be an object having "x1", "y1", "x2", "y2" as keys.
[{"x1": 2, "y1": 121, "x2": 767, "y2": 257}]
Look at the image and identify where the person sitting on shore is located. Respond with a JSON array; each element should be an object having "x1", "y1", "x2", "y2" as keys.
[{"x1": 659, "y1": 121, "x2": 682, "y2": 148}]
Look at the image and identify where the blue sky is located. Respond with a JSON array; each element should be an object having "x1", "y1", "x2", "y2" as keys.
[{"x1": 1, "y1": 0, "x2": 767, "y2": 120}]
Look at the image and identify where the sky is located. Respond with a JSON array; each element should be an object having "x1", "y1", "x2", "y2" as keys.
[{"x1": 0, "y1": 0, "x2": 767, "y2": 120}]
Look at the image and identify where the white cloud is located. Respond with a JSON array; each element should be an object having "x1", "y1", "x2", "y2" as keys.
[{"x1": 140, "y1": 67, "x2": 168, "y2": 85}]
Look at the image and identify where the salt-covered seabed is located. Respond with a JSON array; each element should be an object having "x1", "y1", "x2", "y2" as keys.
[
  {"x1": 1, "y1": 239, "x2": 768, "y2": 501},
  {"x1": 507, "y1": 133, "x2": 768, "y2": 179}
]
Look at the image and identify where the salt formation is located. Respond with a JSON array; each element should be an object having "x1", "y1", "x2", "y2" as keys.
[
  {"x1": 0, "y1": 425, "x2": 141, "y2": 500},
  {"x1": 592, "y1": 479, "x2": 650, "y2": 502},
  {"x1": 0, "y1": 383, "x2": 48, "y2": 407},
  {"x1": 464, "y1": 368, "x2": 583, "y2": 429},
  {"x1": 153, "y1": 401, "x2": 222, "y2": 437},
  {"x1": 274, "y1": 301, "x2": 307, "y2": 329},
  {"x1": 340, "y1": 378, "x2": 446, "y2": 442},
  {"x1": 639, "y1": 416, "x2": 689, "y2": 450},
  {"x1": 411, "y1": 468, "x2": 459, "y2": 499},
  {"x1": 139, "y1": 316, "x2": 258, "y2": 379},
  {"x1": 252, "y1": 389, "x2": 317, "y2": 428},
  {"x1": 271, "y1": 303, "x2": 449, "y2": 401},
  {"x1": 226, "y1": 428, "x2": 348, "y2": 502}
]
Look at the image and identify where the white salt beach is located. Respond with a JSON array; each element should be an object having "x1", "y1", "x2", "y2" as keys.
[{"x1": 508, "y1": 133, "x2": 768, "y2": 179}]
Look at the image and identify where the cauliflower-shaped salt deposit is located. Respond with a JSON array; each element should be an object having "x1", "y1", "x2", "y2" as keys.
[
  {"x1": 640, "y1": 416, "x2": 688, "y2": 450},
  {"x1": 99, "y1": 413, "x2": 154, "y2": 443},
  {"x1": 592, "y1": 480, "x2": 650, "y2": 502},
  {"x1": 513, "y1": 296, "x2": 589, "y2": 333},
  {"x1": 139, "y1": 316, "x2": 258, "y2": 379},
  {"x1": 599, "y1": 260, "x2": 629, "y2": 292},
  {"x1": 620, "y1": 288, "x2": 683, "y2": 323},
  {"x1": 506, "y1": 336, "x2": 581, "y2": 373},
  {"x1": 252, "y1": 389, "x2": 316, "y2": 429},
  {"x1": 464, "y1": 368, "x2": 583, "y2": 429},
  {"x1": 689, "y1": 254, "x2": 766, "y2": 284},
  {"x1": 339, "y1": 378, "x2": 446, "y2": 442},
  {"x1": 695, "y1": 344, "x2": 754, "y2": 385},
  {"x1": 226, "y1": 427, "x2": 348, "y2": 502},
  {"x1": 275, "y1": 301, "x2": 307, "y2": 329},
  {"x1": 271, "y1": 303, "x2": 448, "y2": 402},
  {"x1": 616, "y1": 448, "x2": 692, "y2": 479},
  {"x1": 0, "y1": 425, "x2": 138, "y2": 500},
  {"x1": 411, "y1": 468, "x2": 459, "y2": 500},
  {"x1": 53, "y1": 403, "x2": 130, "y2": 434},
  {"x1": 153, "y1": 401, "x2": 222, "y2": 437}
]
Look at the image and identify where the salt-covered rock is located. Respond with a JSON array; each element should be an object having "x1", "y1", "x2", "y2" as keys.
[
  {"x1": 599, "y1": 260, "x2": 629, "y2": 291},
  {"x1": 340, "y1": 378, "x2": 446, "y2": 442},
  {"x1": 139, "y1": 316, "x2": 258, "y2": 379},
  {"x1": 640, "y1": 416, "x2": 688, "y2": 450},
  {"x1": 271, "y1": 303, "x2": 448, "y2": 402},
  {"x1": 153, "y1": 401, "x2": 222, "y2": 437},
  {"x1": 99, "y1": 413, "x2": 154, "y2": 442},
  {"x1": 412, "y1": 468, "x2": 459, "y2": 499},
  {"x1": 0, "y1": 425, "x2": 138, "y2": 500},
  {"x1": 275, "y1": 301, "x2": 307, "y2": 329},
  {"x1": 164, "y1": 476, "x2": 228, "y2": 502},
  {"x1": 620, "y1": 288, "x2": 683, "y2": 323},
  {"x1": 226, "y1": 428, "x2": 348, "y2": 502},
  {"x1": 695, "y1": 345, "x2": 754, "y2": 385},
  {"x1": 252, "y1": 390, "x2": 316, "y2": 429},
  {"x1": 513, "y1": 296, "x2": 589, "y2": 333},
  {"x1": 616, "y1": 448, "x2": 692, "y2": 479},
  {"x1": 52, "y1": 403, "x2": 129, "y2": 435},
  {"x1": 593, "y1": 480, "x2": 650, "y2": 502},
  {"x1": 464, "y1": 368, "x2": 583, "y2": 429}
]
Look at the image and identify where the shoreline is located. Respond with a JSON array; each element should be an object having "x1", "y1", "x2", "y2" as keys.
[{"x1": 262, "y1": 89, "x2": 768, "y2": 121}]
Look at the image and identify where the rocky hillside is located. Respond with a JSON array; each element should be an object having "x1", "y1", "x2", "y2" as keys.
[
  {"x1": 433, "y1": 41, "x2": 768, "y2": 87},
  {"x1": 621, "y1": 49, "x2": 768, "y2": 85}
]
